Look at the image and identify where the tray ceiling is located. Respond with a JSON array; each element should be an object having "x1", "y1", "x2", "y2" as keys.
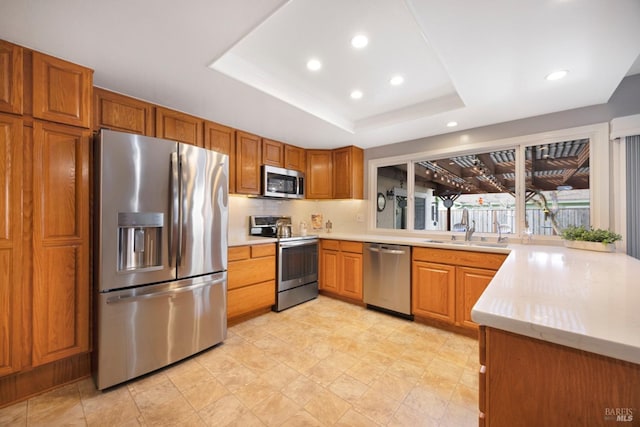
[{"x1": 1, "y1": 0, "x2": 639, "y2": 148}]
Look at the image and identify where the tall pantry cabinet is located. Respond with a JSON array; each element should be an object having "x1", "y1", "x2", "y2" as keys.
[{"x1": 0, "y1": 39, "x2": 92, "y2": 406}]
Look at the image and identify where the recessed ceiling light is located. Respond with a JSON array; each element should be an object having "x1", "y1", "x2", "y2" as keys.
[
  {"x1": 545, "y1": 70, "x2": 568, "y2": 81},
  {"x1": 446, "y1": 121, "x2": 458, "y2": 127},
  {"x1": 306, "y1": 58, "x2": 322, "y2": 71},
  {"x1": 351, "y1": 34, "x2": 368, "y2": 49},
  {"x1": 390, "y1": 75, "x2": 404, "y2": 86},
  {"x1": 350, "y1": 90, "x2": 363, "y2": 100}
]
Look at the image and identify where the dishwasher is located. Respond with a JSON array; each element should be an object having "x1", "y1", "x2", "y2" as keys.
[{"x1": 363, "y1": 243, "x2": 412, "y2": 319}]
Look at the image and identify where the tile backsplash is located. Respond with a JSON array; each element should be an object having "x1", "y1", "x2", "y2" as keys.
[{"x1": 229, "y1": 196, "x2": 368, "y2": 241}]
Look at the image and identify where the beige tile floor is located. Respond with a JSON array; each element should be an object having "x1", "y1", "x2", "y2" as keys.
[{"x1": 0, "y1": 296, "x2": 480, "y2": 426}]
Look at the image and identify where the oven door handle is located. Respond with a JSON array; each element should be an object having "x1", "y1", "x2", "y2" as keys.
[{"x1": 279, "y1": 239, "x2": 319, "y2": 248}]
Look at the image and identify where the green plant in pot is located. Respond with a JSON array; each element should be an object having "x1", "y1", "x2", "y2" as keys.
[{"x1": 561, "y1": 225, "x2": 622, "y2": 251}]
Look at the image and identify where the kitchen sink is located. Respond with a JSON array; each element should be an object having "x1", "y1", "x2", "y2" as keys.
[{"x1": 423, "y1": 239, "x2": 508, "y2": 248}]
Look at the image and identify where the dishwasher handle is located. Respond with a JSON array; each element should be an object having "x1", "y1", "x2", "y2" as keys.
[{"x1": 367, "y1": 245, "x2": 407, "y2": 255}]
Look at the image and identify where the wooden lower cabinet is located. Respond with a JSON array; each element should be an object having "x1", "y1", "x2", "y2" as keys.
[
  {"x1": 412, "y1": 261, "x2": 456, "y2": 323},
  {"x1": 479, "y1": 326, "x2": 640, "y2": 426},
  {"x1": 412, "y1": 247, "x2": 506, "y2": 332},
  {"x1": 227, "y1": 244, "x2": 276, "y2": 321},
  {"x1": 456, "y1": 266, "x2": 496, "y2": 330},
  {"x1": 319, "y1": 240, "x2": 363, "y2": 302}
]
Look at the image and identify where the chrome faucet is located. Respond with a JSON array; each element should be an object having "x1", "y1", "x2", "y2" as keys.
[{"x1": 464, "y1": 220, "x2": 475, "y2": 241}]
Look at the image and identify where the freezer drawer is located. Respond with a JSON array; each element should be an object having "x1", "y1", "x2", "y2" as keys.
[{"x1": 94, "y1": 272, "x2": 227, "y2": 390}]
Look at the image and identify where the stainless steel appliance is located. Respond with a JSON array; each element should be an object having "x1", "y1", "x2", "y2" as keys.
[
  {"x1": 262, "y1": 165, "x2": 304, "y2": 199},
  {"x1": 363, "y1": 243, "x2": 412, "y2": 319},
  {"x1": 94, "y1": 129, "x2": 228, "y2": 390},
  {"x1": 250, "y1": 215, "x2": 318, "y2": 311}
]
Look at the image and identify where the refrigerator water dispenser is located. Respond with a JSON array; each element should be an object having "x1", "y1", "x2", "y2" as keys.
[{"x1": 118, "y1": 212, "x2": 163, "y2": 271}]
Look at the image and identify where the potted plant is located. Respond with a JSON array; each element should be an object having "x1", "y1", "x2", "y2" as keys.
[{"x1": 560, "y1": 225, "x2": 622, "y2": 252}]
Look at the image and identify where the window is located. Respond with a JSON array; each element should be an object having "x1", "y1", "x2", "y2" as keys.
[
  {"x1": 413, "y1": 149, "x2": 516, "y2": 234},
  {"x1": 369, "y1": 124, "x2": 607, "y2": 239},
  {"x1": 524, "y1": 140, "x2": 590, "y2": 236},
  {"x1": 376, "y1": 164, "x2": 408, "y2": 229}
]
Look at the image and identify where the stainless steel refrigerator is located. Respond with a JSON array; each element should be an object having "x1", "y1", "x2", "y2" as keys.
[{"x1": 93, "y1": 129, "x2": 228, "y2": 390}]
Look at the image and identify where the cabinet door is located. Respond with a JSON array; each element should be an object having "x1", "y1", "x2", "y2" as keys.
[
  {"x1": 333, "y1": 146, "x2": 363, "y2": 199},
  {"x1": 0, "y1": 40, "x2": 23, "y2": 114},
  {"x1": 32, "y1": 121, "x2": 90, "y2": 366},
  {"x1": 456, "y1": 266, "x2": 495, "y2": 330},
  {"x1": 0, "y1": 114, "x2": 22, "y2": 376},
  {"x1": 412, "y1": 261, "x2": 456, "y2": 323},
  {"x1": 155, "y1": 107, "x2": 203, "y2": 147},
  {"x1": 205, "y1": 121, "x2": 236, "y2": 193},
  {"x1": 340, "y1": 252, "x2": 363, "y2": 301},
  {"x1": 227, "y1": 281, "x2": 275, "y2": 319},
  {"x1": 320, "y1": 249, "x2": 339, "y2": 293},
  {"x1": 93, "y1": 88, "x2": 154, "y2": 135},
  {"x1": 32, "y1": 52, "x2": 92, "y2": 128},
  {"x1": 235, "y1": 131, "x2": 261, "y2": 195},
  {"x1": 306, "y1": 149, "x2": 332, "y2": 199},
  {"x1": 262, "y1": 138, "x2": 284, "y2": 167},
  {"x1": 284, "y1": 144, "x2": 305, "y2": 172}
]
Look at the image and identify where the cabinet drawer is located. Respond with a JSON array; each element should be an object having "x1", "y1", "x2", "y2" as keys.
[
  {"x1": 321, "y1": 239, "x2": 340, "y2": 251},
  {"x1": 340, "y1": 241, "x2": 362, "y2": 253},
  {"x1": 413, "y1": 247, "x2": 506, "y2": 270},
  {"x1": 227, "y1": 280, "x2": 275, "y2": 318},
  {"x1": 229, "y1": 246, "x2": 250, "y2": 261},
  {"x1": 251, "y1": 243, "x2": 276, "y2": 258},
  {"x1": 228, "y1": 256, "x2": 275, "y2": 289}
]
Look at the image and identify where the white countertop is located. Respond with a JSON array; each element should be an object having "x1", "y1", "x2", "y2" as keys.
[
  {"x1": 228, "y1": 236, "x2": 277, "y2": 247},
  {"x1": 228, "y1": 232, "x2": 640, "y2": 364},
  {"x1": 471, "y1": 244, "x2": 640, "y2": 365}
]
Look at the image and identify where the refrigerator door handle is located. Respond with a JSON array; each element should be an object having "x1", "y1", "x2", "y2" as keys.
[
  {"x1": 106, "y1": 275, "x2": 226, "y2": 304},
  {"x1": 170, "y1": 152, "x2": 180, "y2": 265},
  {"x1": 179, "y1": 153, "x2": 186, "y2": 266}
]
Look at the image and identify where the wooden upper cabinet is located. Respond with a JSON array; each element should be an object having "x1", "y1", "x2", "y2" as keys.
[
  {"x1": 0, "y1": 40, "x2": 23, "y2": 115},
  {"x1": 32, "y1": 52, "x2": 92, "y2": 128},
  {"x1": 205, "y1": 121, "x2": 236, "y2": 193},
  {"x1": 235, "y1": 131, "x2": 261, "y2": 195},
  {"x1": 284, "y1": 144, "x2": 305, "y2": 172},
  {"x1": 306, "y1": 149, "x2": 332, "y2": 199},
  {"x1": 0, "y1": 113, "x2": 23, "y2": 377},
  {"x1": 262, "y1": 138, "x2": 284, "y2": 167},
  {"x1": 93, "y1": 88, "x2": 154, "y2": 135},
  {"x1": 155, "y1": 107, "x2": 203, "y2": 147},
  {"x1": 333, "y1": 146, "x2": 363, "y2": 199},
  {"x1": 32, "y1": 121, "x2": 90, "y2": 366}
]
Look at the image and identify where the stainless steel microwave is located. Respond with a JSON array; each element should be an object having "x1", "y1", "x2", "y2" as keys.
[{"x1": 262, "y1": 165, "x2": 305, "y2": 199}]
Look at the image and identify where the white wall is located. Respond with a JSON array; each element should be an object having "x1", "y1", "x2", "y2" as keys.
[{"x1": 229, "y1": 196, "x2": 367, "y2": 241}]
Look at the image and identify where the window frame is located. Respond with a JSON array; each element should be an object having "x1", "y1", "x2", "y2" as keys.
[{"x1": 368, "y1": 123, "x2": 610, "y2": 241}]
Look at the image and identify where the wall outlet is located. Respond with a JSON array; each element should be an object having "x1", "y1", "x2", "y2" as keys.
[{"x1": 356, "y1": 213, "x2": 364, "y2": 222}]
